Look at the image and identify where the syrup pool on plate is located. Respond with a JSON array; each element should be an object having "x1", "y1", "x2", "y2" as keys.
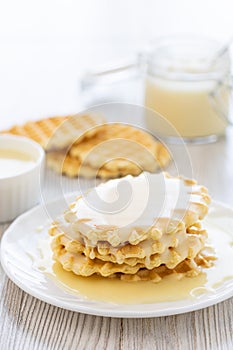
[
  {"x1": 52, "y1": 262, "x2": 207, "y2": 304},
  {"x1": 36, "y1": 213, "x2": 233, "y2": 305}
]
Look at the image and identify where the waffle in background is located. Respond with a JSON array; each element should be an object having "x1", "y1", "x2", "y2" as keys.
[
  {"x1": 1, "y1": 115, "x2": 170, "y2": 179},
  {"x1": 47, "y1": 123, "x2": 171, "y2": 179},
  {"x1": 1, "y1": 113, "x2": 106, "y2": 150}
]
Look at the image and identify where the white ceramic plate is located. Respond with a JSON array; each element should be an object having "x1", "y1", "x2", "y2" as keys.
[{"x1": 1, "y1": 195, "x2": 233, "y2": 318}]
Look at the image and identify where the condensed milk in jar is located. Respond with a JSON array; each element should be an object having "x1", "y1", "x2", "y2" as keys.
[{"x1": 144, "y1": 36, "x2": 231, "y2": 143}]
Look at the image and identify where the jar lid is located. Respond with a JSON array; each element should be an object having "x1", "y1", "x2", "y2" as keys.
[{"x1": 147, "y1": 36, "x2": 231, "y2": 81}]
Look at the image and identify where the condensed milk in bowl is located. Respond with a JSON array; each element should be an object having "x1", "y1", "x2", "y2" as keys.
[
  {"x1": 144, "y1": 36, "x2": 231, "y2": 143},
  {"x1": 0, "y1": 134, "x2": 45, "y2": 222}
]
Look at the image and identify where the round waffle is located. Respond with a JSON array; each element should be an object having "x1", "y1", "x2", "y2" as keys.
[
  {"x1": 50, "y1": 174, "x2": 211, "y2": 248},
  {"x1": 51, "y1": 222, "x2": 207, "y2": 268},
  {"x1": 51, "y1": 239, "x2": 214, "y2": 282}
]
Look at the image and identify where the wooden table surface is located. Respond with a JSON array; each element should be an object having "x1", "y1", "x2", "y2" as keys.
[{"x1": 1, "y1": 129, "x2": 233, "y2": 350}]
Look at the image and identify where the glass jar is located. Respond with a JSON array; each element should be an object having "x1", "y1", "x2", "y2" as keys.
[
  {"x1": 144, "y1": 36, "x2": 231, "y2": 142},
  {"x1": 80, "y1": 36, "x2": 232, "y2": 143}
]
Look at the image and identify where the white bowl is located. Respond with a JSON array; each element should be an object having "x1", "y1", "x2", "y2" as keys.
[{"x1": 0, "y1": 135, "x2": 45, "y2": 222}]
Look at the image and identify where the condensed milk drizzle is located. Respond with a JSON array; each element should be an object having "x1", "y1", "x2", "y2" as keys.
[{"x1": 45, "y1": 216, "x2": 233, "y2": 304}]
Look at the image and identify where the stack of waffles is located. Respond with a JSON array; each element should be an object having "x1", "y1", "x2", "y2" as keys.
[
  {"x1": 1, "y1": 114, "x2": 170, "y2": 179},
  {"x1": 49, "y1": 172, "x2": 214, "y2": 282}
]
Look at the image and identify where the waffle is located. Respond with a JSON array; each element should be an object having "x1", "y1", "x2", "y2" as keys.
[
  {"x1": 47, "y1": 152, "x2": 98, "y2": 178},
  {"x1": 119, "y1": 253, "x2": 215, "y2": 282},
  {"x1": 51, "y1": 222, "x2": 207, "y2": 269},
  {"x1": 47, "y1": 152, "x2": 143, "y2": 179},
  {"x1": 47, "y1": 123, "x2": 170, "y2": 178},
  {"x1": 51, "y1": 239, "x2": 214, "y2": 282},
  {"x1": 50, "y1": 173, "x2": 211, "y2": 247},
  {"x1": 1, "y1": 116, "x2": 68, "y2": 149},
  {"x1": 70, "y1": 123, "x2": 170, "y2": 171},
  {"x1": 2, "y1": 113, "x2": 106, "y2": 150}
]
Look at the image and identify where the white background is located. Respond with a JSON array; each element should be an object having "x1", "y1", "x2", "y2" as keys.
[{"x1": 0, "y1": 0, "x2": 233, "y2": 128}]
